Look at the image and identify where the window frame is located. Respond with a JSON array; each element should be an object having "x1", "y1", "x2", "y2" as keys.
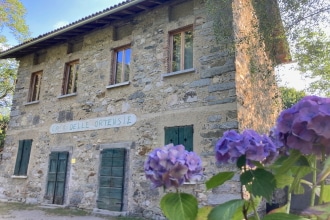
[
  {"x1": 62, "y1": 60, "x2": 79, "y2": 96},
  {"x1": 13, "y1": 139, "x2": 32, "y2": 176},
  {"x1": 110, "y1": 45, "x2": 131, "y2": 86},
  {"x1": 28, "y1": 71, "x2": 42, "y2": 103},
  {"x1": 169, "y1": 26, "x2": 194, "y2": 73}
]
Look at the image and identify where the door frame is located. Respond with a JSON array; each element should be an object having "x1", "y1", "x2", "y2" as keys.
[{"x1": 44, "y1": 151, "x2": 70, "y2": 205}]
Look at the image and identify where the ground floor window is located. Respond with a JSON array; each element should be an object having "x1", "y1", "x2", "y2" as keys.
[
  {"x1": 14, "y1": 139, "x2": 32, "y2": 176},
  {"x1": 165, "y1": 125, "x2": 193, "y2": 151}
]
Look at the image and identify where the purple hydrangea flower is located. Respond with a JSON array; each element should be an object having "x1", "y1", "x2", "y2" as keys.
[
  {"x1": 215, "y1": 129, "x2": 278, "y2": 165},
  {"x1": 144, "y1": 144, "x2": 203, "y2": 189},
  {"x1": 274, "y1": 95, "x2": 330, "y2": 156}
]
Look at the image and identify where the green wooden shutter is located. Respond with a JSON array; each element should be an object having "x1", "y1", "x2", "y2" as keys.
[
  {"x1": 46, "y1": 152, "x2": 68, "y2": 205},
  {"x1": 54, "y1": 152, "x2": 68, "y2": 204},
  {"x1": 14, "y1": 141, "x2": 24, "y2": 175},
  {"x1": 97, "y1": 148, "x2": 126, "y2": 211},
  {"x1": 165, "y1": 126, "x2": 193, "y2": 151},
  {"x1": 165, "y1": 127, "x2": 178, "y2": 145},
  {"x1": 45, "y1": 152, "x2": 58, "y2": 202},
  {"x1": 20, "y1": 139, "x2": 32, "y2": 175},
  {"x1": 14, "y1": 139, "x2": 32, "y2": 175},
  {"x1": 179, "y1": 125, "x2": 193, "y2": 151}
]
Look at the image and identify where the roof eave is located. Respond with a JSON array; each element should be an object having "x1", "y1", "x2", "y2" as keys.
[{"x1": 0, "y1": 0, "x2": 146, "y2": 59}]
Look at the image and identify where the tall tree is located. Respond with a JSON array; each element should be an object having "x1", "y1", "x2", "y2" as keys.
[
  {"x1": 295, "y1": 30, "x2": 330, "y2": 96},
  {"x1": 0, "y1": 0, "x2": 30, "y2": 148},
  {"x1": 280, "y1": 87, "x2": 306, "y2": 109},
  {"x1": 0, "y1": 114, "x2": 9, "y2": 149},
  {"x1": 278, "y1": 0, "x2": 330, "y2": 96},
  {"x1": 0, "y1": 0, "x2": 30, "y2": 101},
  {"x1": 0, "y1": 0, "x2": 30, "y2": 44}
]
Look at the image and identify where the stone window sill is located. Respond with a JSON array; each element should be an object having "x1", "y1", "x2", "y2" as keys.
[
  {"x1": 106, "y1": 81, "x2": 130, "y2": 89},
  {"x1": 11, "y1": 175, "x2": 27, "y2": 179},
  {"x1": 57, "y1": 93, "x2": 77, "y2": 99},
  {"x1": 161, "y1": 68, "x2": 195, "y2": 79},
  {"x1": 24, "y1": 101, "x2": 40, "y2": 106}
]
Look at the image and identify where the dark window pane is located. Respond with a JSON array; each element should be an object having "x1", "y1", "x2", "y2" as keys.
[
  {"x1": 63, "y1": 61, "x2": 79, "y2": 95},
  {"x1": 112, "y1": 47, "x2": 131, "y2": 84},
  {"x1": 172, "y1": 33, "x2": 181, "y2": 72},
  {"x1": 116, "y1": 50, "x2": 123, "y2": 84},
  {"x1": 124, "y1": 48, "x2": 131, "y2": 82},
  {"x1": 184, "y1": 31, "x2": 193, "y2": 69}
]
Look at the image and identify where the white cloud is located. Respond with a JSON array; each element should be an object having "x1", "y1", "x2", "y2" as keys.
[{"x1": 53, "y1": 21, "x2": 69, "y2": 30}]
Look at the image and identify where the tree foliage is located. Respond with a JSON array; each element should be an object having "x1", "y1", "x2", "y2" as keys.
[
  {"x1": 275, "y1": 0, "x2": 330, "y2": 95},
  {"x1": 0, "y1": 0, "x2": 30, "y2": 104},
  {"x1": 0, "y1": 114, "x2": 9, "y2": 150},
  {"x1": 280, "y1": 87, "x2": 306, "y2": 109},
  {"x1": 278, "y1": 0, "x2": 330, "y2": 43},
  {"x1": 0, "y1": 0, "x2": 30, "y2": 45},
  {"x1": 0, "y1": 0, "x2": 30, "y2": 146},
  {"x1": 295, "y1": 30, "x2": 330, "y2": 96}
]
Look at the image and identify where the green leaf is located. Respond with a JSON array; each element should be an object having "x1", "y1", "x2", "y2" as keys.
[
  {"x1": 320, "y1": 185, "x2": 330, "y2": 203},
  {"x1": 274, "y1": 174, "x2": 294, "y2": 188},
  {"x1": 196, "y1": 206, "x2": 213, "y2": 220},
  {"x1": 292, "y1": 182, "x2": 305, "y2": 194},
  {"x1": 290, "y1": 166, "x2": 313, "y2": 194},
  {"x1": 262, "y1": 213, "x2": 310, "y2": 220},
  {"x1": 247, "y1": 196, "x2": 262, "y2": 215},
  {"x1": 208, "y1": 199, "x2": 245, "y2": 220},
  {"x1": 160, "y1": 192, "x2": 198, "y2": 220},
  {"x1": 276, "y1": 150, "x2": 302, "y2": 175},
  {"x1": 241, "y1": 169, "x2": 276, "y2": 201},
  {"x1": 236, "y1": 155, "x2": 246, "y2": 169},
  {"x1": 206, "y1": 171, "x2": 235, "y2": 190}
]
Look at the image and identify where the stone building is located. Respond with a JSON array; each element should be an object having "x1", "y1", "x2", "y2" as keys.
[{"x1": 0, "y1": 0, "x2": 288, "y2": 218}]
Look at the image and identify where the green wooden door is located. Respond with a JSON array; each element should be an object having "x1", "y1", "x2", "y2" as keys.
[
  {"x1": 45, "y1": 152, "x2": 68, "y2": 205},
  {"x1": 165, "y1": 125, "x2": 193, "y2": 151},
  {"x1": 97, "y1": 148, "x2": 126, "y2": 211}
]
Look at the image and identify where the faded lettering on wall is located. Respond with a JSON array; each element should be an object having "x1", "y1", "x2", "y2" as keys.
[{"x1": 50, "y1": 114, "x2": 137, "y2": 134}]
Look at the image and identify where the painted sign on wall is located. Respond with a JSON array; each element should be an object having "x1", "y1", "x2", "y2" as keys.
[{"x1": 50, "y1": 114, "x2": 137, "y2": 134}]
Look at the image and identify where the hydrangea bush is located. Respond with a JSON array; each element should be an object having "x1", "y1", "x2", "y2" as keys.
[
  {"x1": 144, "y1": 96, "x2": 330, "y2": 220},
  {"x1": 144, "y1": 144, "x2": 203, "y2": 189}
]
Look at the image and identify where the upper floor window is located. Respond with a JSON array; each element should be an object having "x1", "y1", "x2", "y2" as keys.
[
  {"x1": 110, "y1": 46, "x2": 131, "y2": 85},
  {"x1": 28, "y1": 71, "x2": 42, "y2": 102},
  {"x1": 62, "y1": 60, "x2": 79, "y2": 95},
  {"x1": 170, "y1": 27, "x2": 193, "y2": 72}
]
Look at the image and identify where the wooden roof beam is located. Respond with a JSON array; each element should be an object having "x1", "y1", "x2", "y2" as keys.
[
  {"x1": 148, "y1": 0, "x2": 163, "y2": 4},
  {"x1": 136, "y1": 5, "x2": 149, "y2": 10}
]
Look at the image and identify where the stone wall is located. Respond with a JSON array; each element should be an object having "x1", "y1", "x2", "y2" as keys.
[
  {"x1": 233, "y1": 0, "x2": 281, "y2": 134},
  {"x1": 0, "y1": 0, "x2": 280, "y2": 218}
]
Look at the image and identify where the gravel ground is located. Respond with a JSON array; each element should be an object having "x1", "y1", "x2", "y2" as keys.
[
  {"x1": 0, "y1": 209, "x2": 111, "y2": 220},
  {"x1": 0, "y1": 202, "x2": 140, "y2": 220}
]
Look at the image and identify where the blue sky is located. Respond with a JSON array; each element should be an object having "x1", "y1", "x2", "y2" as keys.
[{"x1": 6, "y1": 0, "x2": 124, "y2": 45}]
